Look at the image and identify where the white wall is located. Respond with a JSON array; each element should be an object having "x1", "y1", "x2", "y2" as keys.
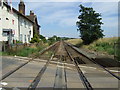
[
  {"x1": 0, "y1": 5, "x2": 18, "y2": 42},
  {"x1": 19, "y1": 16, "x2": 33, "y2": 43},
  {"x1": 0, "y1": 4, "x2": 33, "y2": 43},
  {"x1": 0, "y1": 7, "x2": 2, "y2": 41}
]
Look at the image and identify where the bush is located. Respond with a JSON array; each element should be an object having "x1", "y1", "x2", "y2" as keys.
[{"x1": 30, "y1": 34, "x2": 40, "y2": 43}]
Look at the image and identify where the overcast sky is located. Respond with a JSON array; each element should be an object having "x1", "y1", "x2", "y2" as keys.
[{"x1": 11, "y1": 0, "x2": 118, "y2": 38}]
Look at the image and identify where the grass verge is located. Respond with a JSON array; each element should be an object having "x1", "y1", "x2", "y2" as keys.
[
  {"x1": 67, "y1": 37, "x2": 119, "y2": 55},
  {"x1": 1, "y1": 44, "x2": 47, "y2": 57}
]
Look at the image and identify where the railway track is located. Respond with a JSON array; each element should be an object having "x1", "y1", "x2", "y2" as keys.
[
  {"x1": 64, "y1": 42, "x2": 93, "y2": 90},
  {"x1": 1, "y1": 41, "x2": 119, "y2": 89},
  {"x1": 64, "y1": 41, "x2": 119, "y2": 89},
  {"x1": 65, "y1": 42, "x2": 120, "y2": 80}
]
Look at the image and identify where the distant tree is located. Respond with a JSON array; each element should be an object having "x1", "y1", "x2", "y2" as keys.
[
  {"x1": 39, "y1": 35, "x2": 47, "y2": 43},
  {"x1": 76, "y1": 5, "x2": 104, "y2": 44},
  {"x1": 48, "y1": 35, "x2": 61, "y2": 45}
]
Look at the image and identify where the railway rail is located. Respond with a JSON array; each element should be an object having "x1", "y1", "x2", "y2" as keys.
[
  {"x1": 65, "y1": 42, "x2": 120, "y2": 80},
  {"x1": 1, "y1": 41, "x2": 119, "y2": 90},
  {"x1": 64, "y1": 43, "x2": 93, "y2": 90},
  {"x1": 1, "y1": 41, "x2": 60, "y2": 81}
]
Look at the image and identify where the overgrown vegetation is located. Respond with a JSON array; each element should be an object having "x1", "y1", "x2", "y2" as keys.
[
  {"x1": 48, "y1": 35, "x2": 61, "y2": 45},
  {"x1": 67, "y1": 37, "x2": 119, "y2": 55},
  {"x1": 16, "y1": 45, "x2": 47, "y2": 57},
  {"x1": 30, "y1": 34, "x2": 40, "y2": 43},
  {"x1": 1, "y1": 43, "x2": 47, "y2": 57},
  {"x1": 12, "y1": 47, "x2": 38, "y2": 57}
]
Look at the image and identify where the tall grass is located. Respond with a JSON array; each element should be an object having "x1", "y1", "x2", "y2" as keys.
[
  {"x1": 66, "y1": 39, "x2": 82, "y2": 45},
  {"x1": 83, "y1": 37, "x2": 118, "y2": 55},
  {"x1": 15, "y1": 47, "x2": 38, "y2": 57},
  {"x1": 1, "y1": 43, "x2": 47, "y2": 57},
  {"x1": 67, "y1": 37, "x2": 119, "y2": 55}
]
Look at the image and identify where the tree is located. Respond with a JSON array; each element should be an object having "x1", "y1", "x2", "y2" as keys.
[
  {"x1": 76, "y1": 5, "x2": 104, "y2": 44},
  {"x1": 39, "y1": 35, "x2": 47, "y2": 43},
  {"x1": 48, "y1": 35, "x2": 61, "y2": 45},
  {"x1": 30, "y1": 34, "x2": 40, "y2": 43}
]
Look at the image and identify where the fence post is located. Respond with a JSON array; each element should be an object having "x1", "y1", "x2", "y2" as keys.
[{"x1": 114, "y1": 43, "x2": 116, "y2": 60}]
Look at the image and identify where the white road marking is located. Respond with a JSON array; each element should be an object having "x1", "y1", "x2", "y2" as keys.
[
  {"x1": 57, "y1": 65, "x2": 64, "y2": 68},
  {"x1": 109, "y1": 70, "x2": 120, "y2": 73},
  {"x1": 65, "y1": 67, "x2": 74, "y2": 70},
  {"x1": 82, "y1": 70, "x2": 86, "y2": 74},
  {"x1": 79, "y1": 65, "x2": 97, "y2": 69},
  {"x1": 0, "y1": 82, "x2": 8, "y2": 86}
]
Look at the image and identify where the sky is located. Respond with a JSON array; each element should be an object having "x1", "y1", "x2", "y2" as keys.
[{"x1": 11, "y1": 0, "x2": 119, "y2": 38}]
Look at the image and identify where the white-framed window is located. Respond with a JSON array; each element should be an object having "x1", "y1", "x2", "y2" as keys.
[
  {"x1": 6, "y1": 18, "x2": 9, "y2": 20},
  {"x1": 20, "y1": 34, "x2": 23, "y2": 42},
  {"x1": 24, "y1": 35, "x2": 27, "y2": 42},
  {"x1": 28, "y1": 23, "x2": 31, "y2": 29},
  {"x1": 3, "y1": 31, "x2": 9, "y2": 36},
  {"x1": 0, "y1": 1, "x2": 1, "y2": 6},
  {"x1": 2, "y1": 29, "x2": 10, "y2": 36},
  {"x1": 20, "y1": 18, "x2": 24, "y2": 26},
  {"x1": 24, "y1": 20, "x2": 27, "y2": 28},
  {"x1": 20, "y1": 19, "x2": 22, "y2": 26},
  {"x1": 26, "y1": 21, "x2": 28, "y2": 28},
  {"x1": 28, "y1": 35, "x2": 30, "y2": 42}
]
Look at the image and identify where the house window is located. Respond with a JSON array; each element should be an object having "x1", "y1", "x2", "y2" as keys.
[
  {"x1": 28, "y1": 23, "x2": 30, "y2": 29},
  {"x1": 28, "y1": 35, "x2": 30, "y2": 42},
  {"x1": 0, "y1": 2, "x2": 1, "y2": 6},
  {"x1": 24, "y1": 20, "x2": 27, "y2": 28},
  {"x1": 2, "y1": 29, "x2": 11, "y2": 36},
  {"x1": 25, "y1": 35, "x2": 27, "y2": 42},
  {"x1": 20, "y1": 34, "x2": 23, "y2": 42},
  {"x1": 6, "y1": 18, "x2": 9, "y2": 20},
  {"x1": 12, "y1": 19, "x2": 14, "y2": 25},
  {"x1": 3, "y1": 31, "x2": 9, "y2": 36},
  {"x1": 21, "y1": 19, "x2": 24, "y2": 26}
]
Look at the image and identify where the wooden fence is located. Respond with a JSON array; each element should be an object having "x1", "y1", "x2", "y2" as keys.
[{"x1": 1, "y1": 41, "x2": 40, "y2": 52}]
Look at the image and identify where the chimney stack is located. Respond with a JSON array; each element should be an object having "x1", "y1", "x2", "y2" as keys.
[
  {"x1": 30, "y1": 10, "x2": 34, "y2": 16},
  {"x1": 19, "y1": 0, "x2": 25, "y2": 15},
  {"x1": 4, "y1": 0, "x2": 8, "y2": 4}
]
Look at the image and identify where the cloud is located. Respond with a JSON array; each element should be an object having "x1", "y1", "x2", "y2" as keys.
[
  {"x1": 40, "y1": 9, "x2": 78, "y2": 26},
  {"x1": 12, "y1": 1, "x2": 118, "y2": 37},
  {"x1": 25, "y1": 2, "x2": 79, "y2": 27}
]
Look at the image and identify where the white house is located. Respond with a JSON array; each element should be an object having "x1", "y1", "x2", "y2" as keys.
[
  {"x1": 18, "y1": 16, "x2": 33, "y2": 43},
  {"x1": 0, "y1": 1, "x2": 34, "y2": 44}
]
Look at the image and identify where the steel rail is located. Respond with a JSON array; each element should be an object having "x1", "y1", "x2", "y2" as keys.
[
  {"x1": 28, "y1": 42, "x2": 59, "y2": 90},
  {"x1": 28, "y1": 54, "x2": 54, "y2": 90},
  {"x1": 66, "y1": 42, "x2": 120, "y2": 80},
  {"x1": 1, "y1": 60, "x2": 31, "y2": 81},
  {"x1": 64, "y1": 43, "x2": 93, "y2": 90}
]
